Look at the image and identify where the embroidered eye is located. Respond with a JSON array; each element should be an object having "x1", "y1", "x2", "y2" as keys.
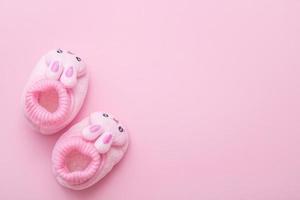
[
  {"x1": 57, "y1": 49, "x2": 63, "y2": 53},
  {"x1": 76, "y1": 56, "x2": 81, "y2": 62},
  {"x1": 118, "y1": 126, "x2": 124, "y2": 132},
  {"x1": 102, "y1": 113, "x2": 109, "y2": 117}
]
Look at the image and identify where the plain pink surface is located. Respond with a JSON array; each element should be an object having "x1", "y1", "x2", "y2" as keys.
[{"x1": 0, "y1": 0, "x2": 300, "y2": 199}]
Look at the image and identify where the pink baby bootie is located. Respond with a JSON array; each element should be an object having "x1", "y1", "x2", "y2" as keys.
[
  {"x1": 52, "y1": 112, "x2": 129, "y2": 190},
  {"x1": 22, "y1": 49, "x2": 89, "y2": 134}
]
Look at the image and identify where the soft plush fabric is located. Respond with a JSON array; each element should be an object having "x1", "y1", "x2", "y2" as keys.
[
  {"x1": 22, "y1": 49, "x2": 89, "y2": 134},
  {"x1": 52, "y1": 112, "x2": 129, "y2": 190}
]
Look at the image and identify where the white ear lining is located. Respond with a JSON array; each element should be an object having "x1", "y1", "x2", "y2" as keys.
[
  {"x1": 60, "y1": 66, "x2": 78, "y2": 88},
  {"x1": 94, "y1": 132, "x2": 113, "y2": 154}
]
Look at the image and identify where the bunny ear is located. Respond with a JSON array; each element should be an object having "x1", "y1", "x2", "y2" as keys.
[
  {"x1": 45, "y1": 60, "x2": 63, "y2": 80},
  {"x1": 60, "y1": 66, "x2": 78, "y2": 88},
  {"x1": 82, "y1": 124, "x2": 104, "y2": 141},
  {"x1": 94, "y1": 132, "x2": 114, "y2": 154}
]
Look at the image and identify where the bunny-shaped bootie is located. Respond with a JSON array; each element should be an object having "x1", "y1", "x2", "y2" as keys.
[
  {"x1": 22, "y1": 49, "x2": 88, "y2": 134},
  {"x1": 52, "y1": 112, "x2": 129, "y2": 190}
]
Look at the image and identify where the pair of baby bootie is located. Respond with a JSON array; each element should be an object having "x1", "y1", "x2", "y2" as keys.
[{"x1": 21, "y1": 49, "x2": 129, "y2": 190}]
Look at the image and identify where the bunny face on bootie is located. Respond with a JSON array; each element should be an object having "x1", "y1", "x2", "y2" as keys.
[{"x1": 44, "y1": 49, "x2": 86, "y2": 88}]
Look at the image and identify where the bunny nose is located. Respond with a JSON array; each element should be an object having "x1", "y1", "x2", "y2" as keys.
[{"x1": 113, "y1": 118, "x2": 119, "y2": 123}]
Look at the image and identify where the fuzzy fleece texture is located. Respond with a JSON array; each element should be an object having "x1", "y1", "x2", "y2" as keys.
[
  {"x1": 21, "y1": 49, "x2": 89, "y2": 135},
  {"x1": 52, "y1": 112, "x2": 129, "y2": 190}
]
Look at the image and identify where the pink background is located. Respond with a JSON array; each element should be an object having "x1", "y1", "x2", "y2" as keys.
[{"x1": 0, "y1": 0, "x2": 300, "y2": 199}]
